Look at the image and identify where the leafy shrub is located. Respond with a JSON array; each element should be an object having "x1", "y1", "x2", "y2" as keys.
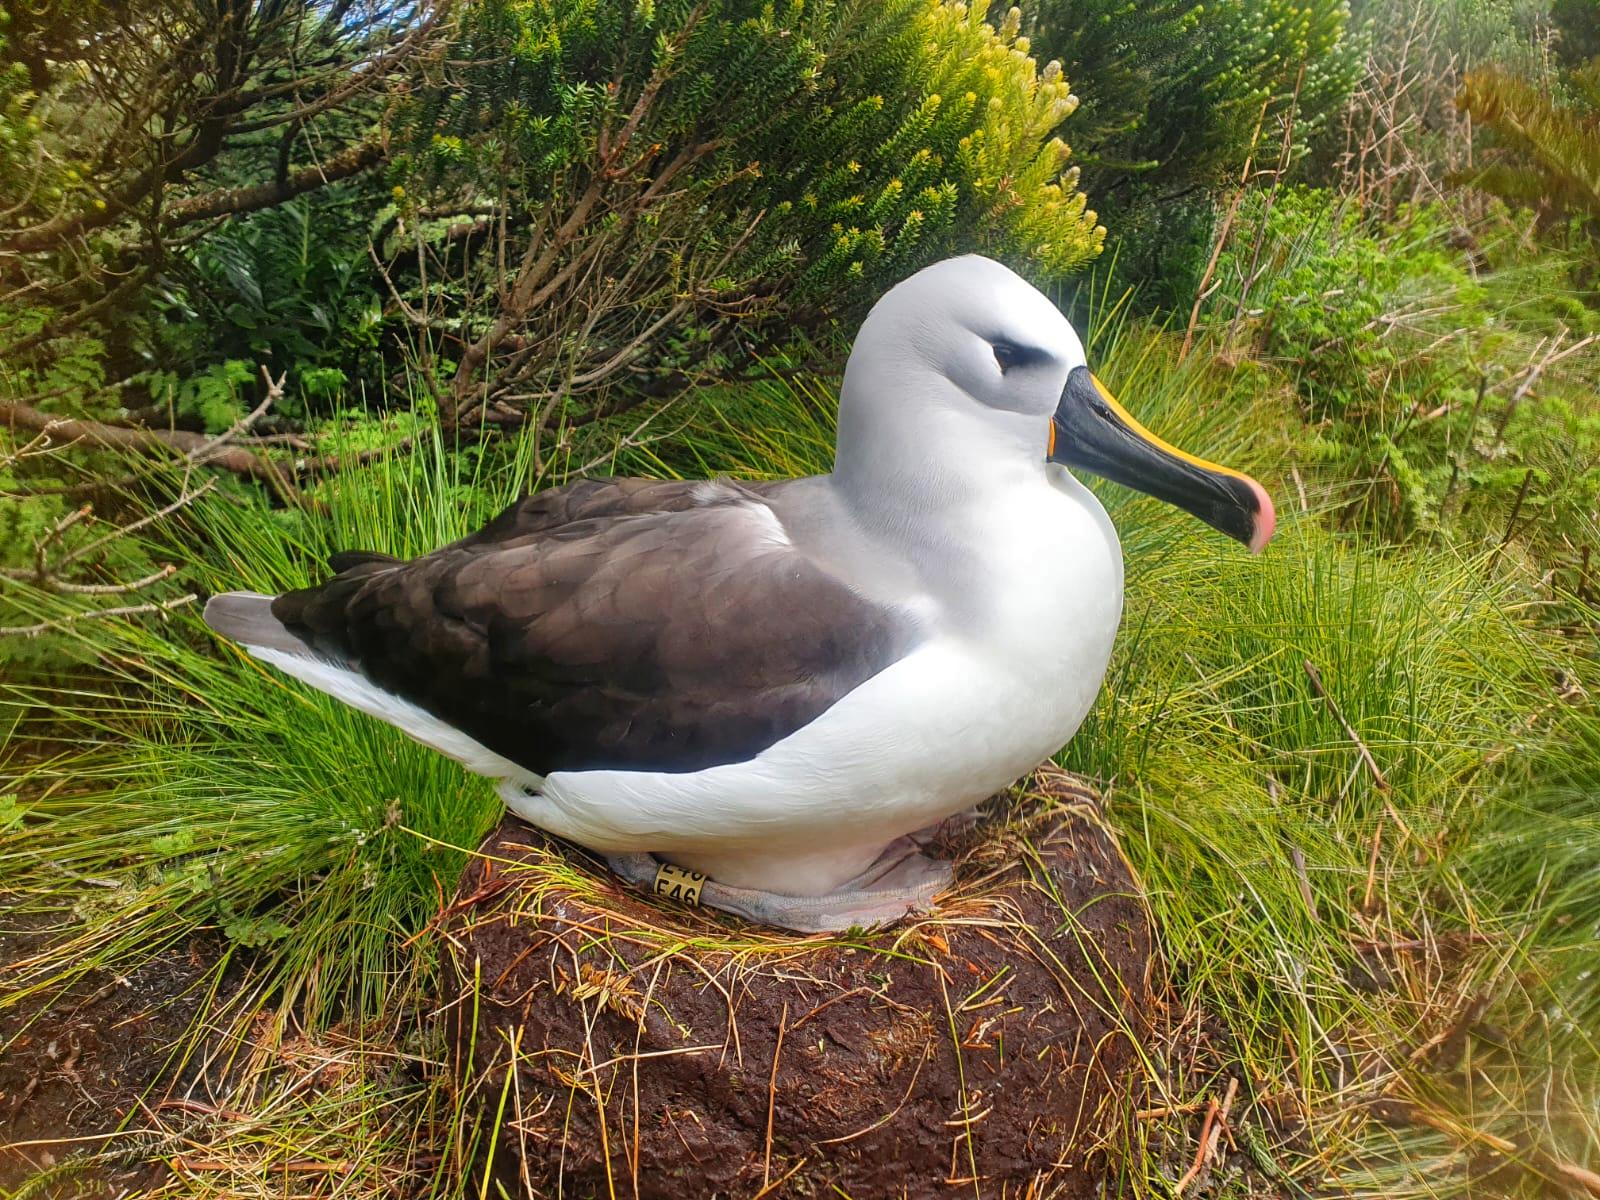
[
  {"x1": 1212, "y1": 186, "x2": 1600, "y2": 549},
  {"x1": 1024, "y1": 0, "x2": 1363, "y2": 300},
  {"x1": 143, "y1": 192, "x2": 391, "y2": 421},
  {"x1": 0, "y1": 0, "x2": 416, "y2": 413},
  {"x1": 1552, "y1": 0, "x2": 1600, "y2": 66},
  {"x1": 389, "y1": 0, "x2": 1105, "y2": 427}
]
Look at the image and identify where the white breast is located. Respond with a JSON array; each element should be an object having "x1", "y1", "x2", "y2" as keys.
[{"x1": 512, "y1": 467, "x2": 1125, "y2": 894}]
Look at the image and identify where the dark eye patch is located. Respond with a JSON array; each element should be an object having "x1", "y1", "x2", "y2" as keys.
[{"x1": 991, "y1": 339, "x2": 1051, "y2": 373}]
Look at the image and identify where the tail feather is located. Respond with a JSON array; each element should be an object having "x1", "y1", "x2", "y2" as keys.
[
  {"x1": 202, "y1": 589, "x2": 536, "y2": 783},
  {"x1": 203, "y1": 591, "x2": 312, "y2": 656}
]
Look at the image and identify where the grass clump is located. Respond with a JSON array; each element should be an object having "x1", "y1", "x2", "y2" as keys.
[{"x1": 0, "y1": 426, "x2": 554, "y2": 1023}]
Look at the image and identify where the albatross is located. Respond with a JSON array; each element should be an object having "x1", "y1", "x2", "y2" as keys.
[{"x1": 204, "y1": 255, "x2": 1275, "y2": 932}]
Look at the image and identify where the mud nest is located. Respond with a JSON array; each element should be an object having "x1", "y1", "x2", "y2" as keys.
[{"x1": 443, "y1": 769, "x2": 1153, "y2": 1200}]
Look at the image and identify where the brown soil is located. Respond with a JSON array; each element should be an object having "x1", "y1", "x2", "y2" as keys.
[
  {"x1": 0, "y1": 912, "x2": 233, "y2": 1195},
  {"x1": 446, "y1": 771, "x2": 1153, "y2": 1199}
]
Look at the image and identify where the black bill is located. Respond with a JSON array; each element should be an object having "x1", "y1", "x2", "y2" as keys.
[{"x1": 1048, "y1": 367, "x2": 1276, "y2": 552}]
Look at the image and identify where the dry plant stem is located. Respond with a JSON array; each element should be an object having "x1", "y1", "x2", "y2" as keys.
[
  {"x1": 0, "y1": 592, "x2": 196, "y2": 637},
  {"x1": 1173, "y1": 1077, "x2": 1238, "y2": 1195},
  {"x1": 1135, "y1": 1100, "x2": 1205, "y2": 1120},
  {"x1": 749, "y1": 1158, "x2": 809, "y2": 1199},
  {"x1": 1555, "y1": 1162, "x2": 1600, "y2": 1199},
  {"x1": 1351, "y1": 932, "x2": 1493, "y2": 952},
  {"x1": 763, "y1": 1001, "x2": 789, "y2": 1190},
  {"x1": 1180, "y1": 96, "x2": 1272, "y2": 362},
  {"x1": 1303, "y1": 659, "x2": 1416, "y2": 844},
  {"x1": 1363, "y1": 813, "x2": 1386, "y2": 914},
  {"x1": 1228, "y1": 65, "x2": 1305, "y2": 344}
]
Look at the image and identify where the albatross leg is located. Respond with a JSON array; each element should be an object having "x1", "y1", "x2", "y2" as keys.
[{"x1": 604, "y1": 835, "x2": 956, "y2": 934}]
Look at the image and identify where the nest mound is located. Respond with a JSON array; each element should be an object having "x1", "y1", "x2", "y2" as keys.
[{"x1": 444, "y1": 770, "x2": 1152, "y2": 1199}]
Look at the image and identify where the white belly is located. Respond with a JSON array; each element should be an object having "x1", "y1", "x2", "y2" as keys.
[{"x1": 507, "y1": 470, "x2": 1125, "y2": 894}]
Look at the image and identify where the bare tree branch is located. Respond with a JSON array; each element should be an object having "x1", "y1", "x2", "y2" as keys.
[
  {"x1": 0, "y1": 593, "x2": 197, "y2": 638},
  {"x1": 0, "y1": 367, "x2": 318, "y2": 508},
  {"x1": 163, "y1": 136, "x2": 387, "y2": 228}
]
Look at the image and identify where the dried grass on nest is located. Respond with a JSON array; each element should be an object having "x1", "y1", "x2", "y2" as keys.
[{"x1": 441, "y1": 769, "x2": 1156, "y2": 1200}]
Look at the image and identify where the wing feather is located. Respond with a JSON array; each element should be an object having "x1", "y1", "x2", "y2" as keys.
[{"x1": 265, "y1": 478, "x2": 918, "y2": 775}]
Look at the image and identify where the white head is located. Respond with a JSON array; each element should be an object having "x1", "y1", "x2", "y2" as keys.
[
  {"x1": 834, "y1": 256, "x2": 1079, "y2": 492},
  {"x1": 832, "y1": 255, "x2": 1276, "y2": 553}
]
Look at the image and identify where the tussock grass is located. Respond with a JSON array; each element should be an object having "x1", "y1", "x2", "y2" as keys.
[
  {"x1": 2, "y1": 319, "x2": 1597, "y2": 1195},
  {"x1": 0, "y1": 423, "x2": 552, "y2": 1022}
]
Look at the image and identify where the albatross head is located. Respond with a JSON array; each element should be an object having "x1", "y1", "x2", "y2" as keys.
[{"x1": 836, "y1": 254, "x2": 1275, "y2": 553}]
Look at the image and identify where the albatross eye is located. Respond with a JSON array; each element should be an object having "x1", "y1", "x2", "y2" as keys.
[{"x1": 991, "y1": 339, "x2": 1047, "y2": 374}]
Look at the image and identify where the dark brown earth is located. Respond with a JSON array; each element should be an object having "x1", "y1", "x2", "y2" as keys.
[
  {"x1": 0, "y1": 913, "x2": 233, "y2": 1195},
  {"x1": 446, "y1": 770, "x2": 1154, "y2": 1200}
]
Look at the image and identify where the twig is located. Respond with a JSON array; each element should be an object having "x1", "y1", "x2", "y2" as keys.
[
  {"x1": 1174, "y1": 1093, "x2": 1222, "y2": 1194},
  {"x1": 0, "y1": 592, "x2": 196, "y2": 637},
  {"x1": 1217, "y1": 1077, "x2": 1240, "y2": 1148},
  {"x1": 56, "y1": 479, "x2": 218, "y2": 572},
  {"x1": 0, "y1": 395, "x2": 306, "y2": 507},
  {"x1": 1180, "y1": 96, "x2": 1272, "y2": 362},
  {"x1": 763, "y1": 1001, "x2": 788, "y2": 1190},
  {"x1": 183, "y1": 366, "x2": 285, "y2": 466},
  {"x1": 1495, "y1": 330, "x2": 1592, "y2": 441},
  {"x1": 173, "y1": 1157, "x2": 353, "y2": 1175},
  {"x1": 8, "y1": 564, "x2": 178, "y2": 596},
  {"x1": 1228, "y1": 65, "x2": 1305, "y2": 343},
  {"x1": 1498, "y1": 468, "x2": 1535, "y2": 549},
  {"x1": 1135, "y1": 1100, "x2": 1206, "y2": 1120},
  {"x1": 1363, "y1": 813, "x2": 1385, "y2": 914},
  {"x1": 1, "y1": 478, "x2": 216, "y2": 608}
]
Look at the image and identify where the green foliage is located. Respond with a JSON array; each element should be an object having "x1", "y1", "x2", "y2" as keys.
[
  {"x1": 1211, "y1": 187, "x2": 1600, "y2": 549},
  {"x1": 1372, "y1": 0, "x2": 1564, "y2": 80},
  {"x1": 144, "y1": 194, "x2": 389, "y2": 413},
  {"x1": 0, "y1": 0, "x2": 412, "y2": 434},
  {"x1": 1024, "y1": 0, "x2": 1364, "y2": 298},
  {"x1": 389, "y1": 0, "x2": 1103, "y2": 418},
  {"x1": 407, "y1": 0, "x2": 1107, "y2": 293}
]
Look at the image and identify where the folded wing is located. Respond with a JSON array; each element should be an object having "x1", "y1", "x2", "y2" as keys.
[{"x1": 207, "y1": 479, "x2": 920, "y2": 776}]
